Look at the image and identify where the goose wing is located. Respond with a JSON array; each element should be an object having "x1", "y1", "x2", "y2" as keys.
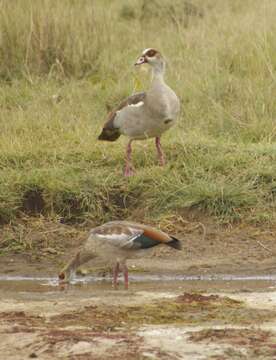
[
  {"x1": 90, "y1": 221, "x2": 162, "y2": 250},
  {"x1": 98, "y1": 92, "x2": 146, "y2": 141}
]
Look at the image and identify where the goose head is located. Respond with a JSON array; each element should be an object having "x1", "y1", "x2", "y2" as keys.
[{"x1": 135, "y1": 48, "x2": 165, "y2": 73}]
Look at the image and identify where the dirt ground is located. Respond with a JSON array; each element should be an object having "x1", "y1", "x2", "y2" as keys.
[
  {"x1": 1, "y1": 217, "x2": 276, "y2": 359},
  {"x1": 2, "y1": 215, "x2": 276, "y2": 277}
]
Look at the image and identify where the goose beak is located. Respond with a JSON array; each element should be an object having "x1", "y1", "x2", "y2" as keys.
[{"x1": 135, "y1": 56, "x2": 147, "y2": 66}]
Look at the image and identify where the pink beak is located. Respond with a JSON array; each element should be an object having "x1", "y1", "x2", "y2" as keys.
[{"x1": 135, "y1": 56, "x2": 147, "y2": 66}]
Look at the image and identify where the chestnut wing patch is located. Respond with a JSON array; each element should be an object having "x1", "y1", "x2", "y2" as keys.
[{"x1": 121, "y1": 225, "x2": 167, "y2": 249}]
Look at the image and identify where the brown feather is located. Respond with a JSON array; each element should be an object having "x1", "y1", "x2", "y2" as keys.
[
  {"x1": 136, "y1": 224, "x2": 181, "y2": 249},
  {"x1": 142, "y1": 227, "x2": 171, "y2": 243},
  {"x1": 114, "y1": 221, "x2": 172, "y2": 243},
  {"x1": 98, "y1": 92, "x2": 146, "y2": 142},
  {"x1": 126, "y1": 222, "x2": 182, "y2": 250}
]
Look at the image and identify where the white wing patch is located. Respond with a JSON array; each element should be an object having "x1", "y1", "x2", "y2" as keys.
[
  {"x1": 95, "y1": 233, "x2": 128, "y2": 241},
  {"x1": 128, "y1": 101, "x2": 144, "y2": 108},
  {"x1": 120, "y1": 233, "x2": 143, "y2": 249},
  {"x1": 93, "y1": 225, "x2": 144, "y2": 249}
]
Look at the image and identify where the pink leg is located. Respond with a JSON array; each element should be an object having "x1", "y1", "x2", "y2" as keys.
[
  {"x1": 124, "y1": 140, "x2": 134, "y2": 177},
  {"x1": 155, "y1": 137, "x2": 165, "y2": 166},
  {"x1": 122, "y1": 264, "x2": 129, "y2": 290},
  {"x1": 112, "y1": 262, "x2": 120, "y2": 289}
]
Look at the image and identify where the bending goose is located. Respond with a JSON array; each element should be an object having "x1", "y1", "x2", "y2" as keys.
[
  {"x1": 58, "y1": 221, "x2": 182, "y2": 289},
  {"x1": 98, "y1": 48, "x2": 180, "y2": 176}
]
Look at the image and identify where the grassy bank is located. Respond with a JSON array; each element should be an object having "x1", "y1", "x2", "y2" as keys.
[{"x1": 0, "y1": 0, "x2": 276, "y2": 228}]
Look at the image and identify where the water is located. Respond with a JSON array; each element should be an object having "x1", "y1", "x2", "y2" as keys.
[
  {"x1": 1, "y1": 273, "x2": 276, "y2": 286},
  {"x1": 1, "y1": 273, "x2": 276, "y2": 299}
]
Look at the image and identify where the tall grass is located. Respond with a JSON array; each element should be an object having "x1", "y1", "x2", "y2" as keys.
[{"x1": 0, "y1": 0, "x2": 276, "y2": 226}]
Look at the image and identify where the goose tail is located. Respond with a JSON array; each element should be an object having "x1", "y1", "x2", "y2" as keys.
[{"x1": 167, "y1": 236, "x2": 182, "y2": 250}]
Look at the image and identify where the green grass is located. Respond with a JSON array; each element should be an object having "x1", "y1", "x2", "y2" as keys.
[{"x1": 0, "y1": 0, "x2": 276, "y2": 226}]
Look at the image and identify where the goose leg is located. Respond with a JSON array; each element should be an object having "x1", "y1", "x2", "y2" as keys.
[
  {"x1": 121, "y1": 263, "x2": 129, "y2": 290},
  {"x1": 112, "y1": 262, "x2": 120, "y2": 289},
  {"x1": 155, "y1": 137, "x2": 165, "y2": 166},
  {"x1": 124, "y1": 140, "x2": 134, "y2": 177}
]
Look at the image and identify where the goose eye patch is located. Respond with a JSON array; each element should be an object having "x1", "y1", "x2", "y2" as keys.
[{"x1": 146, "y1": 49, "x2": 157, "y2": 57}]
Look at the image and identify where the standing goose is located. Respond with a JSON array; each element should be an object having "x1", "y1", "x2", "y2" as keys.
[
  {"x1": 58, "y1": 221, "x2": 182, "y2": 289},
  {"x1": 98, "y1": 48, "x2": 180, "y2": 176}
]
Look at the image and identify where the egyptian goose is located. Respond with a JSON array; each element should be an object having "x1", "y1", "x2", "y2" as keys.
[
  {"x1": 58, "y1": 221, "x2": 181, "y2": 289},
  {"x1": 98, "y1": 48, "x2": 180, "y2": 176}
]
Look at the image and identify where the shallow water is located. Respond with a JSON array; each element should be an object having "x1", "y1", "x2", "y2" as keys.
[
  {"x1": 1, "y1": 273, "x2": 276, "y2": 283},
  {"x1": 1, "y1": 273, "x2": 276, "y2": 296}
]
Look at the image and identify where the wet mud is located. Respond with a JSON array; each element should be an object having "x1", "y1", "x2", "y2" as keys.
[{"x1": 1, "y1": 273, "x2": 276, "y2": 359}]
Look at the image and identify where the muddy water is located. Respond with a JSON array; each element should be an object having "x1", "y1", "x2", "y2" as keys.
[
  {"x1": 2, "y1": 272, "x2": 276, "y2": 282},
  {"x1": 1, "y1": 273, "x2": 276, "y2": 296},
  {"x1": 1, "y1": 274, "x2": 276, "y2": 359}
]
